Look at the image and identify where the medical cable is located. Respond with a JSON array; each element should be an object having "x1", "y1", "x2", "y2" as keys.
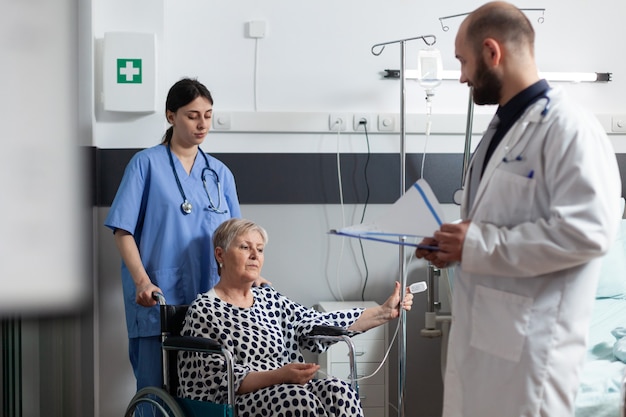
[
  {"x1": 318, "y1": 302, "x2": 405, "y2": 385},
  {"x1": 350, "y1": 281, "x2": 427, "y2": 384},
  {"x1": 317, "y1": 280, "x2": 427, "y2": 385},
  {"x1": 333, "y1": 125, "x2": 347, "y2": 301},
  {"x1": 354, "y1": 313, "x2": 401, "y2": 383},
  {"x1": 420, "y1": 93, "x2": 435, "y2": 180},
  {"x1": 253, "y1": 38, "x2": 260, "y2": 112},
  {"x1": 359, "y1": 121, "x2": 372, "y2": 301}
]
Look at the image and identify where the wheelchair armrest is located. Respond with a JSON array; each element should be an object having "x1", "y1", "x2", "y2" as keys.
[
  {"x1": 306, "y1": 325, "x2": 360, "y2": 391},
  {"x1": 309, "y1": 325, "x2": 360, "y2": 338},
  {"x1": 161, "y1": 335, "x2": 237, "y2": 408},
  {"x1": 163, "y1": 335, "x2": 222, "y2": 352}
]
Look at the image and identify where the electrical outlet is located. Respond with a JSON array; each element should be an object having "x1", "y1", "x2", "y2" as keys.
[
  {"x1": 612, "y1": 115, "x2": 626, "y2": 133},
  {"x1": 329, "y1": 114, "x2": 347, "y2": 131},
  {"x1": 353, "y1": 114, "x2": 372, "y2": 131},
  {"x1": 377, "y1": 114, "x2": 396, "y2": 131},
  {"x1": 247, "y1": 21, "x2": 267, "y2": 39},
  {"x1": 213, "y1": 113, "x2": 231, "y2": 130}
]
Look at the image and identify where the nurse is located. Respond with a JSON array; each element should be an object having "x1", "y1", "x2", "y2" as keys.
[
  {"x1": 415, "y1": 2, "x2": 621, "y2": 416},
  {"x1": 105, "y1": 78, "x2": 242, "y2": 395}
]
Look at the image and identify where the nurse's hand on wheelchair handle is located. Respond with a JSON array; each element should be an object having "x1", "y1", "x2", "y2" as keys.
[
  {"x1": 134, "y1": 280, "x2": 161, "y2": 307},
  {"x1": 151, "y1": 291, "x2": 166, "y2": 305}
]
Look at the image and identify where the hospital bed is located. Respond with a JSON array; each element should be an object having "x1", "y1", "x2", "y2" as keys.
[
  {"x1": 574, "y1": 217, "x2": 626, "y2": 417},
  {"x1": 124, "y1": 292, "x2": 360, "y2": 417}
]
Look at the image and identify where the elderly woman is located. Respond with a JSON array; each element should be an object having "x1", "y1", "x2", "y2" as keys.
[{"x1": 178, "y1": 218, "x2": 413, "y2": 417}]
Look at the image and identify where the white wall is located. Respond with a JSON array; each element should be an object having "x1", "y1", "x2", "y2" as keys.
[
  {"x1": 92, "y1": 0, "x2": 626, "y2": 150},
  {"x1": 91, "y1": 1, "x2": 626, "y2": 416}
]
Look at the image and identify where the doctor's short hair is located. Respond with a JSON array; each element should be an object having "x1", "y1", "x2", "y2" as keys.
[
  {"x1": 161, "y1": 78, "x2": 213, "y2": 144},
  {"x1": 465, "y1": 2, "x2": 535, "y2": 55},
  {"x1": 213, "y1": 218, "x2": 269, "y2": 253}
]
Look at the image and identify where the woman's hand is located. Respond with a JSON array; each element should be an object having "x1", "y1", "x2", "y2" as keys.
[
  {"x1": 135, "y1": 281, "x2": 161, "y2": 307},
  {"x1": 253, "y1": 276, "x2": 272, "y2": 288},
  {"x1": 349, "y1": 281, "x2": 414, "y2": 332},
  {"x1": 237, "y1": 363, "x2": 320, "y2": 394},
  {"x1": 382, "y1": 281, "x2": 414, "y2": 321},
  {"x1": 276, "y1": 363, "x2": 320, "y2": 385}
]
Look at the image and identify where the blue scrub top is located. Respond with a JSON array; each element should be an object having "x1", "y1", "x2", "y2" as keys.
[{"x1": 104, "y1": 144, "x2": 241, "y2": 338}]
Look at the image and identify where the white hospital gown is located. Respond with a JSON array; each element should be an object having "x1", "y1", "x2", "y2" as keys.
[{"x1": 178, "y1": 286, "x2": 365, "y2": 417}]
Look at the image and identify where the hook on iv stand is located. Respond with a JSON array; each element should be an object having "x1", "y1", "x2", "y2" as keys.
[
  {"x1": 371, "y1": 34, "x2": 437, "y2": 56},
  {"x1": 369, "y1": 33, "x2": 437, "y2": 195}
]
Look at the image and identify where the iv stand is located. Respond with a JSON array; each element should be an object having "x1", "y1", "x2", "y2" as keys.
[{"x1": 371, "y1": 33, "x2": 436, "y2": 417}]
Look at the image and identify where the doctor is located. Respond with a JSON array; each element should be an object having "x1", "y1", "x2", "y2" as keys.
[{"x1": 415, "y1": 2, "x2": 622, "y2": 416}]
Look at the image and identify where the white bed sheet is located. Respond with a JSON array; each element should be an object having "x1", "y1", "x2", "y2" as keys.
[{"x1": 575, "y1": 297, "x2": 626, "y2": 417}]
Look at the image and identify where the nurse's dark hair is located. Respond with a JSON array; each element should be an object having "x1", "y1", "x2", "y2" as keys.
[
  {"x1": 161, "y1": 78, "x2": 213, "y2": 144},
  {"x1": 213, "y1": 218, "x2": 268, "y2": 276},
  {"x1": 465, "y1": 2, "x2": 535, "y2": 56}
]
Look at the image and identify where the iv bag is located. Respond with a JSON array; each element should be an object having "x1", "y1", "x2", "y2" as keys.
[{"x1": 417, "y1": 48, "x2": 443, "y2": 90}]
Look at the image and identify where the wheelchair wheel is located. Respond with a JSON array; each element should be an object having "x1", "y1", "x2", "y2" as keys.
[{"x1": 124, "y1": 386, "x2": 186, "y2": 417}]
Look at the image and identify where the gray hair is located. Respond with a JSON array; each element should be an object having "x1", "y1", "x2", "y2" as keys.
[{"x1": 213, "y1": 219, "x2": 268, "y2": 274}]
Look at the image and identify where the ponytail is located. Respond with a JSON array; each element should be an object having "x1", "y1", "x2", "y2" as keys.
[{"x1": 161, "y1": 126, "x2": 174, "y2": 144}]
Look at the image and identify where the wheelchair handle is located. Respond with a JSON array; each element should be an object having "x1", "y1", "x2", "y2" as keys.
[{"x1": 152, "y1": 292, "x2": 166, "y2": 305}]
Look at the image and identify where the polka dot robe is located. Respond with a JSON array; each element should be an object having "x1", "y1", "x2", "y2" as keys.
[{"x1": 178, "y1": 286, "x2": 365, "y2": 417}]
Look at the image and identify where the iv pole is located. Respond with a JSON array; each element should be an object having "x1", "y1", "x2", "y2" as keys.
[{"x1": 371, "y1": 33, "x2": 436, "y2": 417}]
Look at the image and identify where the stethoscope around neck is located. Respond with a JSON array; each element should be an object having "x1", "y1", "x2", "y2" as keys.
[
  {"x1": 499, "y1": 98, "x2": 550, "y2": 164},
  {"x1": 452, "y1": 94, "x2": 551, "y2": 205},
  {"x1": 166, "y1": 144, "x2": 227, "y2": 215}
]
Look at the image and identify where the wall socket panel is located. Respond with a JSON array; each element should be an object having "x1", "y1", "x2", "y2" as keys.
[
  {"x1": 353, "y1": 114, "x2": 373, "y2": 131},
  {"x1": 612, "y1": 115, "x2": 626, "y2": 133},
  {"x1": 378, "y1": 114, "x2": 396, "y2": 131},
  {"x1": 213, "y1": 113, "x2": 232, "y2": 130},
  {"x1": 329, "y1": 114, "x2": 348, "y2": 131}
]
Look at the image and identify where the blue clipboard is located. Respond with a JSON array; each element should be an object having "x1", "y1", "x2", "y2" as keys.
[
  {"x1": 329, "y1": 179, "x2": 443, "y2": 251},
  {"x1": 329, "y1": 229, "x2": 440, "y2": 251}
]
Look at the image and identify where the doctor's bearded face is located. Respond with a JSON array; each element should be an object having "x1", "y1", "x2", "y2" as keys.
[{"x1": 471, "y1": 54, "x2": 502, "y2": 106}]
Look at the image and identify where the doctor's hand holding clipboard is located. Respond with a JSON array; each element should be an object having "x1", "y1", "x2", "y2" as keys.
[{"x1": 414, "y1": 220, "x2": 471, "y2": 268}]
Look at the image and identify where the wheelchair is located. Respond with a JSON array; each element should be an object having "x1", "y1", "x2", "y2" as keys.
[{"x1": 124, "y1": 292, "x2": 360, "y2": 417}]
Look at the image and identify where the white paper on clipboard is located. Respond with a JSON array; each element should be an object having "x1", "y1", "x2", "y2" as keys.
[{"x1": 330, "y1": 179, "x2": 444, "y2": 249}]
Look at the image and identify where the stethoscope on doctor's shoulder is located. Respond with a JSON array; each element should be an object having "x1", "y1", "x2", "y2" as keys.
[
  {"x1": 166, "y1": 144, "x2": 227, "y2": 215},
  {"x1": 452, "y1": 94, "x2": 551, "y2": 205}
]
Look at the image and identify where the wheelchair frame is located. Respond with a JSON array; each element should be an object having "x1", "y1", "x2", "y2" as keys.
[
  {"x1": 124, "y1": 292, "x2": 361, "y2": 417},
  {"x1": 124, "y1": 293, "x2": 236, "y2": 417}
]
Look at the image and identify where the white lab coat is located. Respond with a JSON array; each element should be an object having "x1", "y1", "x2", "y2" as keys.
[{"x1": 443, "y1": 88, "x2": 622, "y2": 417}]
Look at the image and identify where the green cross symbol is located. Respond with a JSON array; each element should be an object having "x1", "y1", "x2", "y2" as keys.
[{"x1": 117, "y1": 59, "x2": 142, "y2": 84}]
